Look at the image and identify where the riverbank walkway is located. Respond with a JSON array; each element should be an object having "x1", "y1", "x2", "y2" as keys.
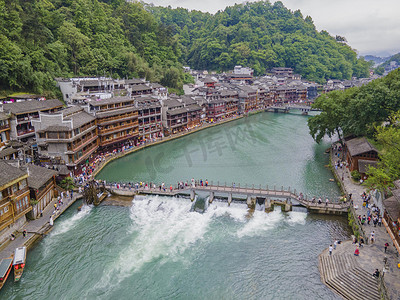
[
  {"x1": 319, "y1": 145, "x2": 400, "y2": 299},
  {"x1": 0, "y1": 193, "x2": 82, "y2": 260}
]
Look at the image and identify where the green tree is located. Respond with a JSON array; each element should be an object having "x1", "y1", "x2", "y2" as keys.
[{"x1": 308, "y1": 91, "x2": 349, "y2": 144}]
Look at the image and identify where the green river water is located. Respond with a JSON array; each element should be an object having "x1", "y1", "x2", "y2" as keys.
[{"x1": 1, "y1": 112, "x2": 350, "y2": 299}]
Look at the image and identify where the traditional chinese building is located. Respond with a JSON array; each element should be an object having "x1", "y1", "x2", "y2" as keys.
[
  {"x1": 33, "y1": 106, "x2": 98, "y2": 175},
  {"x1": 2, "y1": 99, "x2": 64, "y2": 142},
  {"x1": 0, "y1": 160, "x2": 31, "y2": 244},
  {"x1": 344, "y1": 137, "x2": 379, "y2": 173},
  {"x1": 26, "y1": 164, "x2": 57, "y2": 219}
]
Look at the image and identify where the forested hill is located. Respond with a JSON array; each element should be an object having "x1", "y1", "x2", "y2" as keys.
[
  {"x1": 149, "y1": 1, "x2": 371, "y2": 82},
  {"x1": 0, "y1": 0, "x2": 187, "y2": 95},
  {"x1": 0, "y1": 0, "x2": 370, "y2": 95}
]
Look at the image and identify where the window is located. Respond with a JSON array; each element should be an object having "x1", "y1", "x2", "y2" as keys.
[
  {"x1": 4, "y1": 206, "x2": 8, "y2": 213},
  {"x1": 12, "y1": 184, "x2": 18, "y2": 193},
  {"x1": 19, "y1": 180, "x2": 27, "y2": 189}
]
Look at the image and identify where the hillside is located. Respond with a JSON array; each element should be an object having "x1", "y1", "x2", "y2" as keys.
[
  {"x1": 0, "y1": 0, "x2": 187, "y2": 95},
  {"x1": 374, "y1": 52, "x2": 400, "y2": 75},
  {"x1": 149, "y1": 1, "x2": 371, "y2": 83},
  {"x1": 0, "y1": 0, "x2": 371, "y2": 95}
]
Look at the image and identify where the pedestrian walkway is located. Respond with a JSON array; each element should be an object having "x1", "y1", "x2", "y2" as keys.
[
  {"x1": 0, "y1": 193, "x2": 82, "y2": 260},
  {"x1": 328, "y1": 145, "x2": 400, "y2": 299}
]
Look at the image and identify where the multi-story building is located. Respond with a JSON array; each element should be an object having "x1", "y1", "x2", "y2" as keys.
[
  {"x1": 88, "y1": 96, "x2": 139, "y2": 149},
  {"x1": 96, "y1": 106, "x2": 139, "y2": 149},
  {"x1": 0, "y1": 160, "x2": 31, "y2": 243},
  {"x1": 271, "y1": 67, "x2": 293, "y2": 78},
  {"x1": 237, "y1": 86, "x2": 258, "y2": 112},
  {"x1": 87, "y1": 96, "x2": 135, "y2": 113},
  {"x1": 26, "y1": 164, "x2": 57, "y2": 219},
  {"x1": 2, "y1": 99, "x2": 64, "y2": 141},
  {"x1": 0, "y1": 111, "x2": 11, "y2": 148},
  {"x1": 162, "y1": 99, "x2": 188, "y2": 135},
  {"x1": 136, "y1": 97, "x2": 162, "y2": 142},
  {"x1": 206, "y1": 99, "x2": 226, "y2": 121},
  {"x1": 33, "y1": 106, "x2": 98, "y2": 175},
  {"x1": 225, "y1": 98, "x2": 239, "y2": 117}
]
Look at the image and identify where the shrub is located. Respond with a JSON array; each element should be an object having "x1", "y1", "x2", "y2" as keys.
[{"x1": 351, "y1": 170, "x2": 361, "y2": 181}]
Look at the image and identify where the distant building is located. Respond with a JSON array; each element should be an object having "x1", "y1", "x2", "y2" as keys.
[
  {"x1": 234, "y1": 65, "x2": 254, "y2": 76},
  {"x1": 271, "y1": 67, "x2": 293, "y2": 78}
]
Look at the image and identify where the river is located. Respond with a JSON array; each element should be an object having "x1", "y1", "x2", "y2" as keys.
[{"x1": 1, "y1": 112, "x2": 350, "y2": 299}]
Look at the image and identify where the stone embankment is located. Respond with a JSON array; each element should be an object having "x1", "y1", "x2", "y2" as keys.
[{"x1": 318, "y1": 144, "x2": 400, "y2": 300}]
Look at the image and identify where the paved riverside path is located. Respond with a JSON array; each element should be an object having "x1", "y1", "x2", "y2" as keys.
[
  {"x1": 328, "y1": 145, "x2": 400, "y2": 299},
  {"x1": 0, "y1": 193, "x2": 82, "y2": 260}
]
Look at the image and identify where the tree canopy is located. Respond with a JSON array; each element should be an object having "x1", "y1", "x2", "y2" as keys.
[
  {"x1": 0, "y1": 0, "x2": 186, "y2": 95},
  {"x1": 149, "y1": 1, "x2": 371, "y2": 82},
  {"x1": 308, "y1": 68, "x2": 400, "y2": 142},
  {"x1": 0, "y1": 0, "x2": 372, "y2": 95}
]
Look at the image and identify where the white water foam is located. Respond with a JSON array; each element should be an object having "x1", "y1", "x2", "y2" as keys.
[
  {"x1": 92, "y1": 197, "x2": 300, "y2": 297},
  {"x1": 286, "y1": 211, "x2": 307, "y2": 226},
  {"x1": 51, "y1": 205, "x2": 93, "y2": 236},
  {"x1": 236, "y1": 209, "x2": 283, "y2": 238},
  {"x1": 93, "y1": 196, "x2": 215, "y2": 295}
]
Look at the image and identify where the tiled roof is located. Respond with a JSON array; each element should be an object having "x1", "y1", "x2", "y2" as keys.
[
  {"x1": 64, "y1": 111, "x2": 95, "y2": 129},
  {"x1": 96, "y1": 106, "x2": 137, "y2": 118},
  {"x1": 346, "y1": 137, "x2": 378, "y2": 157},
  {"x1": 0, "y1": 160, "x2": 27, "y2": 187},
  {"x1": 2, "y1": 99, "x2": 64, "y2": 115},
  {"x1": 26, "y1": 164, "x2": 57, "y2": 190},
  {"x1": 89, "y1": 97, "x2": 133, "y2": 107},
  {"x1": 358, "y1": 159, "x2": 378, "y2": 174}
]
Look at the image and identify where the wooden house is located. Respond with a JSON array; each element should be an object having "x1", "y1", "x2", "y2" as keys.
[{"x1": 344, "y1": 137, "x2": 379, "y2": 173}]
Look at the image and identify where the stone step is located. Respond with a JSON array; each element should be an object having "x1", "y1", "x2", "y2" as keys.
[
  {"x1": 340, "y1": 272, "x2": 379, "y2": 298},
  {"x1": 328, "y1": 277, "x2": 359, "y2": 300},
  {"x1": 324, "y1": 254, "x2": 334, "y2": 282}
]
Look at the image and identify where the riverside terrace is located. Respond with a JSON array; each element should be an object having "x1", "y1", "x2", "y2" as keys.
[{"x1": 99, "y1": 181, "x2": 350, "y2": 215}]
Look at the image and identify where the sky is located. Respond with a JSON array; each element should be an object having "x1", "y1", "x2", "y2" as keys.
[{"x1": 147, "y1": 0, "x2": 400, "y2": 57}]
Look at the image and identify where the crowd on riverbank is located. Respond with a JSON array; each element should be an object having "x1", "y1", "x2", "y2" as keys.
[{"x1": 326, "y1": 142, "x2": 400, "y2": 299}]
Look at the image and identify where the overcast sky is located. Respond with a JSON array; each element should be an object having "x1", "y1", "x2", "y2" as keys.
[{"x1": 148, "y1": 0, "x2": 400, "y2": 57}]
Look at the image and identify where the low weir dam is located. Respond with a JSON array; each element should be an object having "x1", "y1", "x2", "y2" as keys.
[{"x1": 1, "y1": 112, "x2": 351, "y2": 299}]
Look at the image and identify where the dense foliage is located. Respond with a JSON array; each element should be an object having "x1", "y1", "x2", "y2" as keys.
[
  {"x1": 0, "y1": 0, "x2": 371, "y2": 95},
  {"x1": 364, "y1": 112, "x2": 400, "y2": 193},
  {"x1": 149, "y1": 1, "x2": 370, "y2": 82},
  {"x1": 0, "y1": 0, "x2": 185, "y2": 94},
  {"x1": 308, "y1": 68, "x2": 400, "y2": 143}
]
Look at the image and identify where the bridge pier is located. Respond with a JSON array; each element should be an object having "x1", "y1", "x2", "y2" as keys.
[
  {"x1": 246, "y1": 195, "x2": 255, "y2": 209},
  {"x1": 227, "y1": 193, "x2": 232, "y2": 206},
  {"x1": 265, "y1": 199, "x2": 272, "y2": 212},
  {"x1": 284, "y1": 200, "x2": 292, "y2": 212},
  {"x1": 209, "y1": 191, "x2": 215, "y2": 204},
  {"x1": 190, "y1": 190, "x2": 196, "y2": 202}
]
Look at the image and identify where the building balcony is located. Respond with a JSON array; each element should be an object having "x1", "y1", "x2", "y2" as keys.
[
  {"x1": 0, "y1": 124, "x2": 10, "y2": 131},
  {"x1": 17, "y1": 128, "x2": 35, "y2": 137},
  {"x1": 66, "y1": 135, "x2": 98, "y2": 154},
  {"x1": 99, "y1": 123, "x2": 138, "y2": 135},
  {"x1": 97, "y1": 114, "x2": 138, "y2": 126},
  {"x1": 67, "y1": 144, "x2": 99, "y2": 166},
  {"x1": 100, "y1": 132, "x2": 139, "y2": 147}
]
